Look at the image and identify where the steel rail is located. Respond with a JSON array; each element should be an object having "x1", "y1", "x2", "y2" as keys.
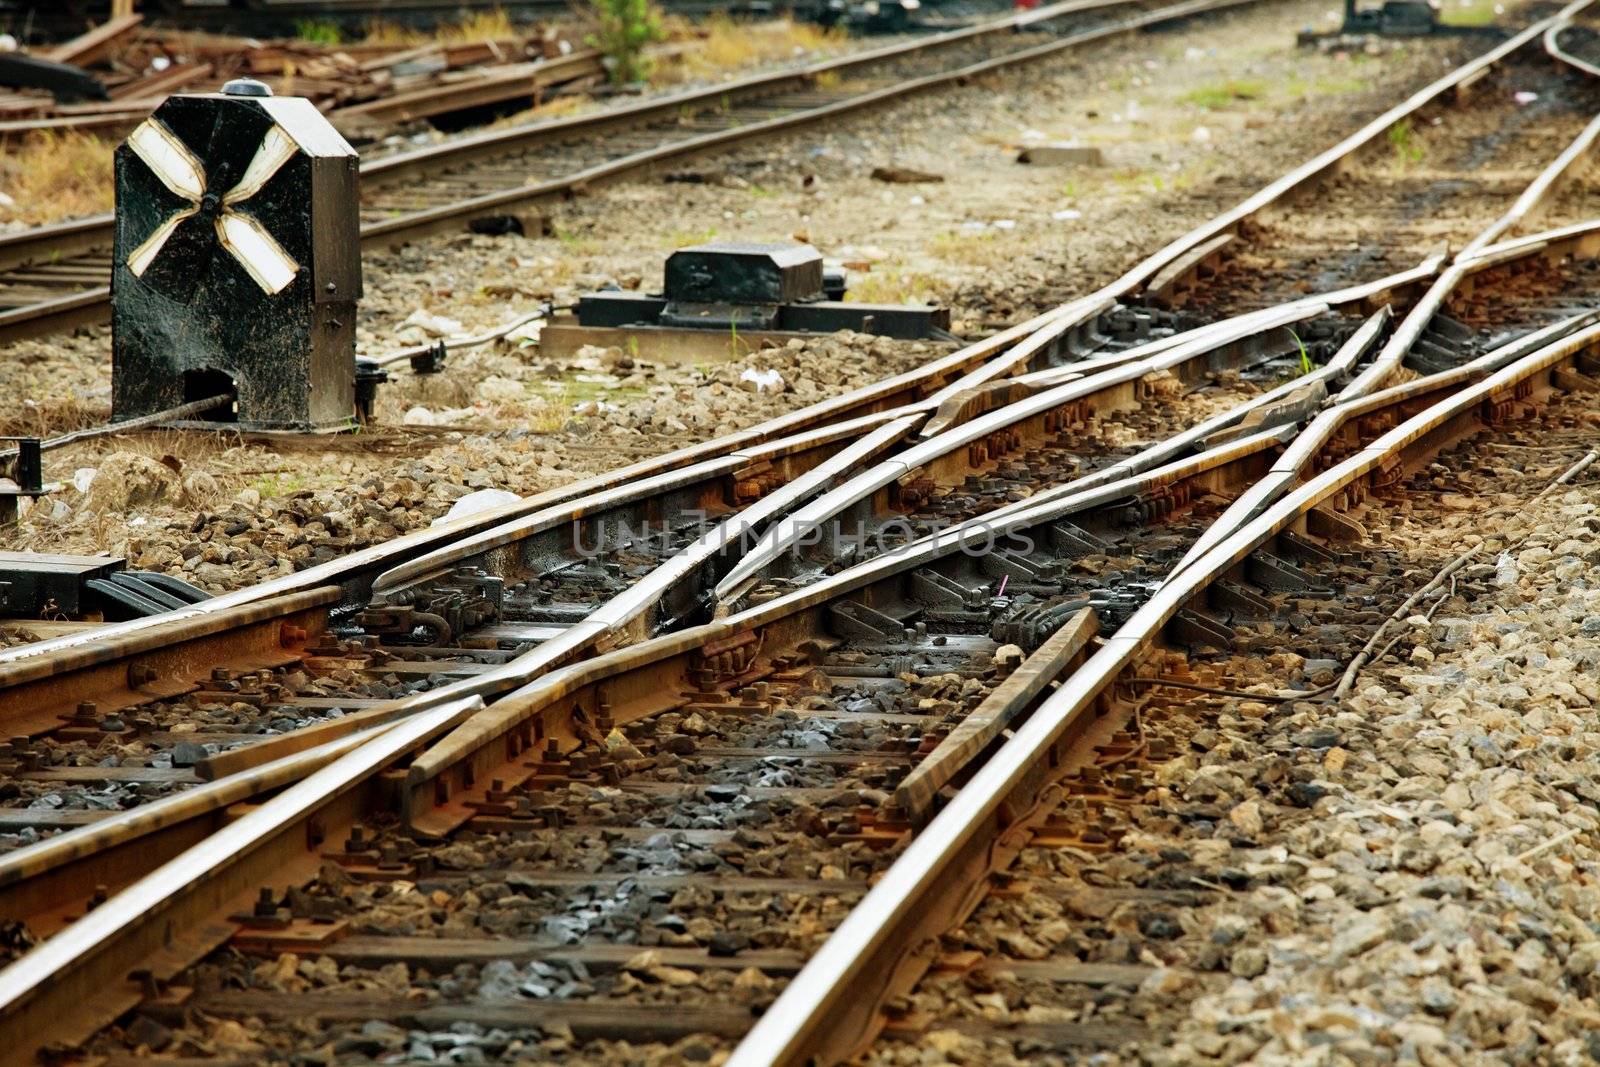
[
  {"x1": 1546, "y1": 18, "x2": 1600, "y2": 77},
  {"x1": 179, "y1": 292, "x2": 1361, "y2": 791},
  {"x1": 1172, "y1": 306, "x2": 1600, "y2": 572},
  {"x1": 26, "y1": 285, "x2": 1386, "y2": 786},
  {"x1": 916, "y1": 247, "x2": 1444, "y2": 436},
  {"x1": 0, "y1": 727, "x2": 382, "y2": 936},
  {"x1": 1467, "y1": 214, "x2": 1600, "y2": 261},
  {"x1": 93, "y1": 408, "x2": 927, "y2": 782},
  {"x1": 1458, "y1": 111, "x2": 1600, "y2": 258},
  {"x1": 0, "y1": 281, "x2": 1350, "y2": 927},
  {"x1": 171, "y1": 253, "x2": 1444, "y2": 686},
  {"x1": 0, "y1": 15, "x2": 1570, "y2": 798},
  {"x1": 0, "y1": 404, "x2": 923, "y2": 745},
  {"x1": 717, "y1": 91, "x2": 1600, "y2": 1056},
  {"x1": 936, "y1": 303, "x2": 1392, "y2": 533},
  {"x1": 713, "y1": 300, "x2": 1326, "y2": 598},
  {"x1": 364, "y1": 406, "x2": 919, "y2": 597},
  {"x1": 0, "y1": 42, "x2": 1596, "y2": 1067},
  {"x1": 355, "y1": 0, "x2": 1196, "y2": 191},
  {"x1": 0, "y1": 0, "x2": 1571, "y2": 355},
  {"x1": 0, "y1": 1, "x2": 1574, "y2": 880},
  {"x1": 1343, "y1": 108, "x2": 1600, "y2": 400},
  {"x1": 921, "y1": 0, "x2": 1598, "y2": 404},
  {"x1": 397, "y1": 418, "x2": 1298, "y2": 832},
  {"x1": 706, "y1": 318, "x2": 1600, "y2": 646},
  {"x1": 0, "y1": 0, "x2": 1304, "y2": 674},
  {"x1": 0, "y1": 584, "x2": 339, "y2": 734},
  {"x1": 715, "y1": 174, "x2": 1597, "y2": 603},
  {"x1": 0, "y1": 697, "x2": 483, "y2": 1065},
  {"x1": 393, "y1": 269, "x2": 1600, "y2": 830},
  {"x1": 360, "y1": 256, "x2": 1437, "y2": 679},
  {"x1": 358, "y1": 0, "x2": 1263, "y2": 245},
  {"x1": 0, "y1": 0, "x2": 1145, "y2": 266},
  {"x1": 0, "y1": 0, "x2": 1251, "y2": 343},
  {"x1": 715, "y1": 257, "x2": 1465, "y2": 597},
  {"x1": 0, "y1": 6, "x2": 1593, "y2": 1049},
  {"x1": 367, "y1": 301, "x2": 1600, "y2": 1045},
  {"x1": 0, "y1": 216, "x2": 117, "y2": 274}
]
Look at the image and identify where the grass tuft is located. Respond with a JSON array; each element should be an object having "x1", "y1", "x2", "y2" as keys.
[
  {"x1": 294, "y1": 18, "x2": 342, "y2": 44},
  {"x1": 362, "y1": 9, "x2": 521, "y2": 46},
  {"x1": 0, "y1": 131, "x2": 114, "y2": 226},
  {"x1": 657, "y1": 15, "x2": 842, "y2": 82},
  {"x1": 1182, "y1": 78, "x2": 1266, "y2": 110},
  {"x1": 1388, "y1": 117, "x2": 1423, "y2": 165},
  {"x1": 1437, "y1": 0, "x2": 1498, "y2": 26}
]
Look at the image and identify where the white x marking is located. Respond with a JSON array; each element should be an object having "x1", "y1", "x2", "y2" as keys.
[{"x1": 126, "y1": 118, "x2": 301, "y2": 296}]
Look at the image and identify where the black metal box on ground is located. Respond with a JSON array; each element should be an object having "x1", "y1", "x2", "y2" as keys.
[
  {"x1": 665, "y1": 243, "x2": 826, "y2": 305},
  {"x1": 0, "y1": 551, "x2": 211, "y2": 619},
  {"x1": 573, "y1": 241, "x2": 949, "y2": 341},
  {"x1": 111, "y1": 80, "x2": 362, "y2": 433},
  {"x1": 0, "y1": 552, "x2": 122, "y2": 616}
]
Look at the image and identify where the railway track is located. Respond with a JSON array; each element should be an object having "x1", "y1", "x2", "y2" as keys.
[
  {"x1": 13, "y1": 0, "x2": 804, "y2": 38},
  {"x1": 0, "y1": 0, "x2": 1259, "y2": 344},
  {"x1": 2, "y1": 3, "x2": 1600, "y2": 1062},
  {"x1": 5, "y1": 265, "x2": 1598, "y2": 1062},
  {"x1": 850, "y1": 397, "x2": 1600, "y2": 1064},
  {"x1": 2, "y1": 0, "x2": 1565, "y2": 676},
  {"x1": 0, "y1": 0, "x2": 1584, "y2": 817}
]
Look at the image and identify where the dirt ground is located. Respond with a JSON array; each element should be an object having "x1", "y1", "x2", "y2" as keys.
[{"x1": 0, "y1": 0, "x2": 1531, "y2": 593}]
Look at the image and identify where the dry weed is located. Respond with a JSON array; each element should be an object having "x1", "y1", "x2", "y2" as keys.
[
  {"x1": 361, "y1": 9, "x2": 522, "y2": 47},
  {"x1": 657, "y1": 16, "x2": 843, "y2": 82},
  {"x1": 0, "y1": 131, "x2": 114, "y2": 226}
]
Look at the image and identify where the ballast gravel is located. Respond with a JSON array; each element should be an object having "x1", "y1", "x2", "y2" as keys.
[{"x1": 1151, "y1": 484, "x2": 1600, "y2": 1066}]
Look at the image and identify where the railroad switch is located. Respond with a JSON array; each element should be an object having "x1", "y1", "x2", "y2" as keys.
[
  {"x1": 550, "y1": 242, "x2": 950, "y2": 357},
  {"x1": 111, "y1": 79, "x2": 362, "y2": 433}
]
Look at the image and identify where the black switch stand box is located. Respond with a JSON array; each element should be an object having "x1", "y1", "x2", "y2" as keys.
[
  {"x1": 111, "y1": 80, "x2": 362, "y2": 433},
  {"x1": 577, "y1": 243, "x2": 949, "y2": 340}
]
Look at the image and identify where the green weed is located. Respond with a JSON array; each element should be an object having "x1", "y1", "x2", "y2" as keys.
[
  {"x1": 586, "y1": 0, "x2": 667, "y2": 84},
  {"x1": 252, "y1": 472, "x2": 311, "y2": 498},
  {"x1": 294, "y1": 18, "x2": 342, "y2": 44},
  {"x1": 1388, "y1": 118, "x2": 1423, "y2": 165},
  {"x1": 1182, "y1": 78, "x2": 1266, "y2": 110},
  {"x1": 1437, "y1": 0, "x2": 1497, "y2": 26},
  {"x1": 1290, "y1": 328, "x2": 1314, "y2": 376}
]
